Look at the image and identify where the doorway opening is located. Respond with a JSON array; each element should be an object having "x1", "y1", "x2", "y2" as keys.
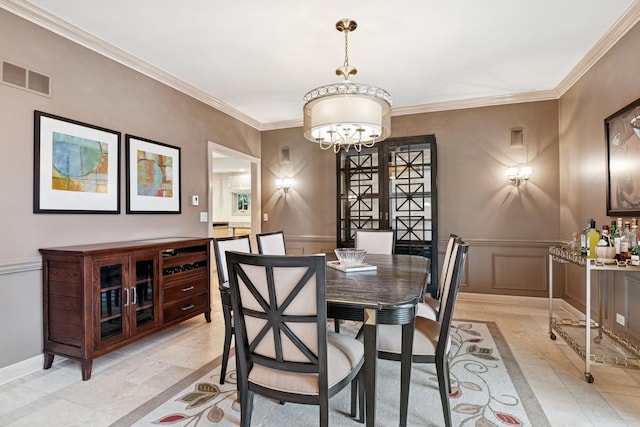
[{"x1": 207, "y1": 141, "x2": 261, "y2": 245}]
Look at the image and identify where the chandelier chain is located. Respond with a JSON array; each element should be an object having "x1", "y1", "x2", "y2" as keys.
[{"x1": 343, "y1": 29, "x2": 350, "y2": 69}]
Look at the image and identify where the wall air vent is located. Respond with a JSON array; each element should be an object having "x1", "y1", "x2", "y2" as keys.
[{"x1": 2, "y1": 60, "x2": 51, "y2": 96}]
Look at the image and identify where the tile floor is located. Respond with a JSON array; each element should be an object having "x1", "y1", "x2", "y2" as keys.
[{"x1": 1, "y1": 291, "x2": 640, "y2": 426}]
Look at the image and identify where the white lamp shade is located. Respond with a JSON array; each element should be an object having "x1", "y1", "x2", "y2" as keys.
[{"x1": 303, "y1": 88, "x2": 391, "y2": 146}]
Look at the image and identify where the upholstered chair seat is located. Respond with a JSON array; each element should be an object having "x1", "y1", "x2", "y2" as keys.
[{"x1": 249, "y1": 332, "x2": 364, "y2": 395}]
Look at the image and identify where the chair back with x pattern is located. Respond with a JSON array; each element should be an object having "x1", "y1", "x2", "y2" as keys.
[{"x1": 226, "y1": 251, "x2": 364, "y2": 427}]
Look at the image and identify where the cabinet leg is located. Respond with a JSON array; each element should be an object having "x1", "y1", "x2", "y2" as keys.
[
  {"x1": 81, "y1": 360, "x2": 93, "y2": 381},
  {"x1": 204, "y1": 310, "x2": 211, "y2": 323},
  {"x1": 43, "y1": 352, "x2": 54, "y2": 370}
]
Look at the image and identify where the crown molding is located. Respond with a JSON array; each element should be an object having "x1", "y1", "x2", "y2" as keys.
[
  {"x1": 2, "y1": 0, "x2": 639, "y2": 132},
  {"x1": 0, "y1": 0, "x2": 261, "y2": 130},
  {"x1": 259, "y1": 90, "x2": 560, "y2": 131},
  {"x1": 260, "y1": 118, "x2": 303, "y2": 131},
  {"x1": 392, "y1": 89, "x2": 560, "y2": 116},
  {"x1": 556, "y1": 0, "x2": 640, "y2": 97}
]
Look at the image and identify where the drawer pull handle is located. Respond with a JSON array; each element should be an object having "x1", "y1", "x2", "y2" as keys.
[
  {"x1": 181, "y1": 286, "x2": 195, "y2": 292},
  {"x1": 181, "y1": 304, "x2": 195, "y2": 311}
]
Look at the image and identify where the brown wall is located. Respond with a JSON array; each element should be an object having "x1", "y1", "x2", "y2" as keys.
[
  {"x1": 0, "y1": 9, "x2": 260, "y2": 368},
  {"x1": 261, "y1": 101, "x2": 561, "y2": 297},
  {"x1": 559, "y1": 20, "x2": 640, "y2": 344}
]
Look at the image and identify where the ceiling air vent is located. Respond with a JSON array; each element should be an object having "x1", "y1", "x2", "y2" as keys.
[{"x1": 2, "y1": 60, "x2": 51, "y2": 96}]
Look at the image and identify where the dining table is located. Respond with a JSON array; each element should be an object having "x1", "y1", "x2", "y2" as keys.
[{"x1": 325, "y1": 253, "x2": 430, "y2": 427}]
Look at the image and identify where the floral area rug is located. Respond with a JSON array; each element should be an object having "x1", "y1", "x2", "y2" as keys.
[{"x1": 111, "y1": 321, "x2": 550, "y2": 427}]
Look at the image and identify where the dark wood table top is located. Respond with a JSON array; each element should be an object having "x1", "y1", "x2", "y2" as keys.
[{"x1": 325, "y1": 254, "x2": 429, "y2": 309}]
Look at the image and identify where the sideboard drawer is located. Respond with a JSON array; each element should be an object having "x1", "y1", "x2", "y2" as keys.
[
  {"x1": 163, "y1": 278, "x2": 208, "y2": 302},
  {"x1": 163, "y1": 293, "x2": 209, "y2": 323}
]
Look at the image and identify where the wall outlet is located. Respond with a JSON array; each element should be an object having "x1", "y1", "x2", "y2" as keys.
[
  {"x1": 199, "y1": 212, "x2": 208, "y2": 223},
  {"x1": 191, "y1": 195, "x2": 199, "y2": 206},
  {"x1": 263, "y1": 213, "x2": 268, "y2": 221},
  {"x1": 616, "y1": 313, "x2": 625, "y2": 326}
]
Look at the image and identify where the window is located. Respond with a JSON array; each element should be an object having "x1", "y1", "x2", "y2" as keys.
[{"x1": 233, "y1": 193, "x2": 250, "y2": 215}]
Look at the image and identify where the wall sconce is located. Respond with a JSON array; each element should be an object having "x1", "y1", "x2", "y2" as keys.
[
  {"x1": 275, "y1": 177, "x2": 293, "y2": 193},
  {"x1": 506, "y1": 166, "x2": 532, "y2": 187}
]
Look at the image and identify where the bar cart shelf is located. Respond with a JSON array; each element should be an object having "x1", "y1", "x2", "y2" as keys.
[{"x1": 548, "y1": 246, "x2": 640, "y2": 383}]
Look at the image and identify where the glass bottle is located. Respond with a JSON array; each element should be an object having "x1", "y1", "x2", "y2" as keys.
[
  {"x1": 620, "y1": 221, "x2": 631, "y2": 260},
  {"x1": 600, "y1": 225, "x2": 611, "y2": 245},
  {"x1": 580, "y1": 219, "x2": 591, "y2": 257},
  {"x1": 632, "y1": 232, "x2": 640, "y2": 266},
  {"x1": 568, "y1": 232, "x2": 580, "y2": 254},
  {"x1": 631, "y1": 219, "x2": 638, "y2": 253},
  {"x1": 613, "y1": 218, "x2": 623, "y2": 260},
  {"x1": 587, "y1": 219, "x2": 600, "y2": 259}
]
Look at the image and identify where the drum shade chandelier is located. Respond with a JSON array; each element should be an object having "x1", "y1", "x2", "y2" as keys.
[{"x1": 302, "y1": 19, "x2": 392, "y2": 153}]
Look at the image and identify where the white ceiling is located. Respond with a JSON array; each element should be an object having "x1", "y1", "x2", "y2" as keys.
[{"x1": 4, "y1": 0, "x2": 640, "y2": 130}]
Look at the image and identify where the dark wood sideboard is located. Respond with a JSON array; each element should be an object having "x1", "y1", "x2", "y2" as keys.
[{"x1": 40, "y1": 237, "x2": 212, "y2": 380}]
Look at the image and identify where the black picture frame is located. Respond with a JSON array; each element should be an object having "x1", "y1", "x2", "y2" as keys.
[
  {"x1": 126, "y1": 134, "x2": 181, "y2": 214},
  {"x1": 605, "y1": 97, "x2": 640, "y2": 216},
  {"x1": 33, "y1": 110, "x2": 121, "y2": 214}
]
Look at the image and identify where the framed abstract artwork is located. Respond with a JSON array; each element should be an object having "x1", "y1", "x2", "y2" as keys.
[
  {"x1": 126, "y1": 134, "x2": 181, "y2": 213},
  {"x1": 33, "y1": 110, "x2": 121, "y2": 213},
  {"x1": 605, "y1": 97, "x2": 640, "y2": 216}
]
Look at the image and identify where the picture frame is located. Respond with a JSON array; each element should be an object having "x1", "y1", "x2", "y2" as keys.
[
  {"x1": 605, "y1": 97, "x2": 640, "y2": 216},
  {"x1": 126, "y1": 134, "x2": 181, "y2": 214},
  {"x1": 34, "y1": 110, "x2": 121, "y2": 213}
]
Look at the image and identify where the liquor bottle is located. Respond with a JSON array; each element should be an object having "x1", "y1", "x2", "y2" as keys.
[
  {"x1": 620, "y1": 221, "x2": 631, "y2": 260},
  {"x1": 613, "y1": 219, "x2": 622, "y2": 260},
  {"x1": 580, "y1": 220, "x2": 591, "y2": 257},
  {"x1": 631, "y1": 219, "x2": 639, "y2": 254},
  {"x1": 596, "y1": 226, "x2": 615, "y2": 260},
  {"x1": 587, "y1": 219, "x2": 600, "y2": 259},
  {"x1": 600, "y1": 225, "x2": 611, "y2": 245},
  {"x1": 632, "y1": 233, "x2": 640, "y2": 266}
]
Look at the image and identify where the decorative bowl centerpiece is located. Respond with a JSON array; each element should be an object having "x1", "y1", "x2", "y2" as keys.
[
  {"x1": 334, "y1": 248, "x2": 367, "y2": 266},
  {"x1": 595, "y1": 245, "x2": 616, "y2": 262}
]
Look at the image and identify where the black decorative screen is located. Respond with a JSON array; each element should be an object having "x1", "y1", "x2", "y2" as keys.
[{"x1": 337, "y1": 135, "x2": 437, "y2": 287}]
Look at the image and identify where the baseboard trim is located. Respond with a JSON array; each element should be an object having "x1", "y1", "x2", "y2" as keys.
[
  {"x1": 0, "y1": 353, "x2": 49, "y2": 386},
  {"x1": 458, "y1": 292, "x2": 583, "y2": 317}
]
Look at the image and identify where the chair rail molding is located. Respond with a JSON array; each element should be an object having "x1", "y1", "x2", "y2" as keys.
[{"x1": 0, "y1": 257, "x2": 41, "y2": 275}]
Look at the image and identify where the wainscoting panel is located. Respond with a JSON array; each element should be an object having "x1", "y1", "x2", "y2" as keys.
[
  {"x1": 0, "y1": 258, "x2": 43, "y2": 370},
  {"x1": 284, "y1": 235, "x2": 335, "y2": 256},
  {"x1": 440, "y1": 238, "x2": 554, "y2": 298},
  {"x1": 491, "y1": 253, "x2": 547, "y2": 291},
  {"x1": 618, "y1": 274, "x2": 640, "y2": 345}
]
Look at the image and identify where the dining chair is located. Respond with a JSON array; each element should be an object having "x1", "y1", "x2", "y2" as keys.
[
  {"x1": 256, "y1": 230, "x2": 286, "y2": 255},
  {"x1": 375, "y1": 241, "x2": 469, "y2": 427},
  {"x1": 354, "y1": 229, "x2": 395, "y2": 254},
  {"x1": 226, "y1": 251, "x2": 365, "y2": 427},
  {"x1": 416, "y1": 234, "x2": 459, "y2": 321},
  {"x1": 212, "y1": 235, "x2": 252, "y2": 385},
  {"x1": 334, "y1": 229, "x2": 395, "y2": 334}
]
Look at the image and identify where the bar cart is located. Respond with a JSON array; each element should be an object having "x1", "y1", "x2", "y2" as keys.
[{"x1": 548, "y1": 246, "x2": 640, "y2": 383}]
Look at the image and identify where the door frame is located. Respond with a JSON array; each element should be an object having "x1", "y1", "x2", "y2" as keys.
[{"x1": 207, "y1": 141, "x2": 261, "y2": 241}]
